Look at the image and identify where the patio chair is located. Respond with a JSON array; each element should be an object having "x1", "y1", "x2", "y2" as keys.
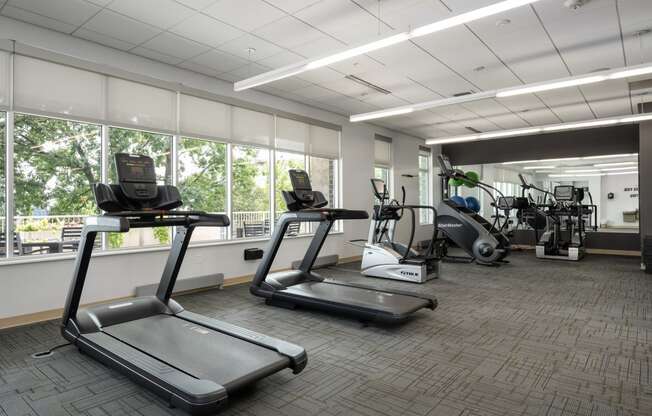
[
  {"x1": 0, "y1": 232, "x2": 23, "y2": 256},
  {"x1": 243, "y1": 222, "x2": 265, "y2": 238}
]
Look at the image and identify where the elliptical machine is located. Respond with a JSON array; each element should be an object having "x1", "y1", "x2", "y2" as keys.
[
  {"x1": 436, "y1": 154, "x2": 511, "y2": 266},
  {"x1": 357, "y1": 178, "x2": 441, "y2": 283}
]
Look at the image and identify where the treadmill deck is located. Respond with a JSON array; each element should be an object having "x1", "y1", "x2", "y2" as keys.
[
  {"x1": 280, "y1": 281, "x2": 433, "y2": 316},
  {"x1": 103, "y1": 314, "x2": 290, "y2": 391}
]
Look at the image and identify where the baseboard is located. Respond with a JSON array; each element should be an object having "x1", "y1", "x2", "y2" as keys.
[
  {"x1": 338, "y1": 255, "x2": 362, "y2": 264},
  {"x1": 135, "y1": 273, "x2": 224, "y2": 297},
  {"x1": 291, "y1": 254, "x2": 339, "y2": 270}
]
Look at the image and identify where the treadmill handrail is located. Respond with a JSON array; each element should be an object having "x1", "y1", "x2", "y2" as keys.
[{"x1": 280, "y1": 208, "x2": 369, "y2": 221}]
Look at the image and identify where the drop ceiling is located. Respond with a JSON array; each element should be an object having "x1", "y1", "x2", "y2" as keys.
[{"x1": 1, "y1": 0, "x2": 651, "y2": 139}]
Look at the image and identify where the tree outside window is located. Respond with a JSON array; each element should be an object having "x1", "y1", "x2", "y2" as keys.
[{"x1": 232, "y1": 145, "x2": 270, "y2": 239}]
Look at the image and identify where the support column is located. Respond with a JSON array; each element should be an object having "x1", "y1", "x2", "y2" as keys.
[{"x1": 639, "y1": 121, "x2": 652, "y2": 271}]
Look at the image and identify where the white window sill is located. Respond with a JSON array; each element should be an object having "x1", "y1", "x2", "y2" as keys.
[{"x1": 0, "y1": 231, "x2": 344, "y2": 267}]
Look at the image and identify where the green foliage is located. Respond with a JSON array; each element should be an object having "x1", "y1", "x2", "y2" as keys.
[
  {"x1": 177, "y1": 138, "x2": 226, "y2": 212},
  {"x1": 275, "y1": 154, "x2": 305, "y2": 212},
  {"x1": 153, "y1": 227, "x2": 171, "y2": 245},
  {"x1": 108, "y1": 232, "x2": 124, "y2": 249},
  {"x1": 13, "y1": 114, "x2": 101, "y2": 216},
  {"x1": 108, "y1": 128, "x2": 173, "y2": 184},
  {"x1": 232, "y1": 146, "x2": 269, "y2": 212},
  {"x1": 15, "y1": 219, "x2": 54, "y2": 232}
]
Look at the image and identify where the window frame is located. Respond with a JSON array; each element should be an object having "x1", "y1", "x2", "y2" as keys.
[{"x1": 418, "y1": 150, "x2": 433, "y2": 225}]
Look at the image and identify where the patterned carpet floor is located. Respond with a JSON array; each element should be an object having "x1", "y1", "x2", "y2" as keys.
[{"x1": 1, "y1": 251, "x2": 651, "y2": 415}]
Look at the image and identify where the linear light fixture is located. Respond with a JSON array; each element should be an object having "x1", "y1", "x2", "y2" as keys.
[
  {"x1": 565, "y1": 169, "x2": 600, "y2": 173},
  {"x1": 426, "y1": 112, "x2": 652, "y2": 145},
  {"x1": 600, "y1": 166, "x2": 638, "y2": 171},
  {"x1": 234, "y1": 0, "x2": 542, "y2": 91},
  {"x1": 593, "y1": 161, "x2": 637, "y2": 167},
  {"x1": 582, "y1": 153, "x2": 637, "y2": 159},
  {"x1": 607, "y1": 171, "x2": 638, "y2": 175},
  {"x1": 523, "y1": 165, "x2": 555, "y2": 170},
  {"x1": 350, "y1": 62, "x2": 652, "y2": 122},
  {"x1": 549, "y1": 173, "x2": 604, "y2": 178}
]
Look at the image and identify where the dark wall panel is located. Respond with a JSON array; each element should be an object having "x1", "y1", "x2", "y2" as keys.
[{"x1": 442, "y1": 125, "x2": 639, "y2": 165}]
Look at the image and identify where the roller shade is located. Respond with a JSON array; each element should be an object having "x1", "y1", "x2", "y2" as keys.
[
  {"x1": 179, "y1": 94, "x2": 230, "y2": 139},
  {"x1": 107, "y1": 77, "x2": 176, "y2": 132},
  {"x1": 374, "y1": 135, "x2": 392, "y2": 166},
  {"x1": 232, "y1": 106, "x2": 273, "y2": 146},
  {"x1": 276, "y1": 117, "x2": 308, "y2": 153},
  {"x1": 13, "y1": 55, "x2": 105, "y2": 119},
  {"x1": 309, "y1": 125, "x2": 339, "y2": 159},
  {"x1": 419, "y1": 145, "x2": 431, "y2": 153},
  {"x1": 0, "y1": 51, "x2": 8, "y2": 110}
]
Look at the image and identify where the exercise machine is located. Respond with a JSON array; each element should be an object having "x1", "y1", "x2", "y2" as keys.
[
  {"x1": 62, "y1": 154, "x2": 306, "y2": 415},
  {"x1": 250, "y1": 169, "x2": 437, "y2": 323},
  {"x1": 357, "y1": 178, "x2": 440, "y2": 283},
  {"x1": 436, "y1": 154, "x2": 511, "y2": 266},
  {"x1": 518, "y1": 174, "x2": 597, "y2": 261}
]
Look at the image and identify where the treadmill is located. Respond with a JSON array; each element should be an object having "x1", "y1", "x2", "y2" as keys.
[
  {"x1": 250, "y1": 169, "x2": 437, "y2": 323},
  {"x1": 61, "y1": 154, "x2": 306, "y2": 415}
]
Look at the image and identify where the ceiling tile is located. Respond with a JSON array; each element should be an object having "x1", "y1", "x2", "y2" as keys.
[
  {"x1": 190, "y1": 49, "x2": 248, "y2": 72},
  {"x1": 82, "y1": 10, "x2": 162, "y2": 45},
  {"x1": 294, "y1": 0, "x2": 391, "y2": 45},
  {"x1": 204, "y1": 0, "x2": 286, "y2": 32},
  {"x1": 292, "y1": 85, "x2": 341, "y2": 101},
  {"x1": 263, "y1": 76, "x2": 312, "y2": 92},
  {"x1": 290, "y1": 35, "x2": 344, "y2": 58},
  {"x1": 107, "y1": 0, "x2": 195, "y2": 29},
  {"x1": 536, "y1": 88, "x2": 594, "y2": 122},
  {"x1": 131, "y1": 46, "x2": 184, "y2": 65},
  {"x1": 174, "y1": 0, "x2": 219, "y2": 11},
  {"x1": 7, "y1": 0, "x2": 100, "y2": 26},
  {"x1": 74, "y1": 28, "x2": 137, "y2": 50},
  {"x1": 361, "y1": 93, "x2": 410, "y2": 108},
  {"x1": 328, "y1": 55, "x2": 385, "y2": 76},
  {"x1": 391, "y1": 83, "x2": 440, "y2": 103},
  {"x1": 224, "y1": 62, "x2": 271, "y2": 79},
  {"x1": 320, "y1": 77, "x2": 370, "y2": 98},
  {"x1": 297, "y1": 67, "x2": 343, "y2": 84},
  {"x1": 257, "y1": 50, "x2": 305, "y2": 68},
  {"x1": 140, "y1": 32, "x2": 210, "y2": 60},
  {"x1": 484, "y1": 113, "x2": 530, "y2": 130},
  {"x1": 169, "y1": 13, "x2": 243, "y2": 48},
  {"x1": 178, "y1": 60, "x2": 222, "y2": 77},
  {"x1": 218, "y1": 34, "x2": 283, "y2": 61},
  {"x1": 264, "y1": 0, "x2": 320, "y2": 14},
  {"x1": 84, "y1": 0, "x2": 112, "y2": 6},
  {"x1": 356, "y1": 0, "x2": 449, "y2": 32},
  {"x1": 1, "y1": 5, "x2": 77, "y2": 34},
  {"x1": 254, "y1": 16, "x2": 323, "y2": 49}
]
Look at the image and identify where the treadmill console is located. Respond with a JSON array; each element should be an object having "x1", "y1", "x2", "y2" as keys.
[
  {"x1": 554, "y1": 185, "x2": 575, "y2": 201},
  {"x1": 438, "y1": 154, "x2": 465, "y2": 178},
  {"x1": 93, "y1": 154, "x2": 182, "y2": 212},
  {"x1": 283, "y1": 169, "x2": 328, "y2": 211}
]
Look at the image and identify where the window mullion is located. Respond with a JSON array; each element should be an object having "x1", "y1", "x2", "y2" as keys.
[
  {"x1": 4, "y1": 111, "x2": 14, "y2": 258},
  {"x1": 226, "y1": 143, "x2": 233, "y2": 240}
]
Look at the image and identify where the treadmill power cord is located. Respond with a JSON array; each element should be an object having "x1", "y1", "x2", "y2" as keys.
[{"x1": 31, "y1": 342, "x2": 72, "y2": 359}]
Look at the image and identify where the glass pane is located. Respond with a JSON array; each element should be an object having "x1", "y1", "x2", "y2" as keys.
[
  {"x1": 13, "y1": 114, "x2": 100, "y2": 257},
  {"x1": 178, "y1": 137, "x2": 228, "y2": 242},
  {"x1": 418, "y1": 153, "x2": 429, "y2": 170},
  {"x1": 108, "y1": 127, "x2": 173, "y2": 249},
  {"x1": 232, "y1": 145, "x2": 270, "y2": 239},
  {"x1": 310, "y1": 156, "x2": 339, "y2": 232},
  {"x1": 0, "y1": 113, "x2": 4, "y2": 258}
]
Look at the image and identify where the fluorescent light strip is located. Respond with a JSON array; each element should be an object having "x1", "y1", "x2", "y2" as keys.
[
  {"x1": 234, "y1": 0, "x2": 542, "y2": 91},
  {"x1": 426, "y1": 112, "x2": 652, "y2": 145},
  {"x1": 549, "y1": 173, "x2": 604, "y2": 178},
  {"x1": 523, "y1": 165, "x2": 555, "y2": 170},
  {"x1": 594, "y1": 161, "x2": 637, "y2": 167},
  {"x1": 565, "y1": 169, "x2": 600, "y2": 173},
  {"x1": 607, "y1": 171, "x2": 638, "y2": 176},
  {"x1": 600, "y1": 166, "x2": 638, "y2": 171},
  {"x1": 582, "y1": 153, "x2": 637, "y2": 159},
  {"x1": 350, "y1": 62, "x2": 652, "y2": 122}
]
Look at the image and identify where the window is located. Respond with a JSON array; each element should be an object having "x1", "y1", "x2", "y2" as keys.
[
  {"x1": 418, "y1": 149, "x2": 432, "y2": 224},
  {"x1": 232, "y1": 145, "x2": 270, "y2": 239},
  {"x1": 374, "y1": 166, "x2": 391, "y2": 197},
  {"x1": 275, "y1": 151, "x2": 308, "y2": 234},
  {"x1": 309, "y1": 156, "x2": 339, "y2": 232},
  {"x1": 177, "y1": 138, "x2": 228, "y2": 242},
  {"x1": 12, "y1": 114, "x2": 101, "y2": 257},
  {"x1": 108, "y1": 127, "x2": 173, "y2": 249}
]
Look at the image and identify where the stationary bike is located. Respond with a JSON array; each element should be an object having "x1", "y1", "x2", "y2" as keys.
[{"x1": 356, "y1": 178, "x2": 441, "y2": 283}]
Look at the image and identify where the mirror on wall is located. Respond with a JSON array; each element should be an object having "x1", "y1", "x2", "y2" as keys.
[{"x1": 447, "y1": 153, "x2": 639, "y2": 233}]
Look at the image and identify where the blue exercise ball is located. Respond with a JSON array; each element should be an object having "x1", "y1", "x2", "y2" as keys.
[
  {"x1": 450, "y1": 196, "x2": 467, "y2": 207},
  {"x1": 465, "y1": 196, "x2": 481, "y2": 213}
]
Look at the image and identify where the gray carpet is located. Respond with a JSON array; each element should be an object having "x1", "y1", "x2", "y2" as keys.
[{"x1": 1, "y1": 252, "x2": 651, "y2": 415}]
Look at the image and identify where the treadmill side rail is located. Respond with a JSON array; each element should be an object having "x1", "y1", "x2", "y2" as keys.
[{"x1": 178, "y1": 310, "x2": 308, "y2": 374}]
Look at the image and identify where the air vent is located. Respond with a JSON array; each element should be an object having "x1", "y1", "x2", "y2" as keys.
[
  {"x1": 453, "y1": 91, "x2": 473, "y2": 97},
  {"x1": 465, "y1": 126, "x2": 482, "y2": 133},
  {"x1": 345, "y1": 75, "x2": 391, "y2": 95}
]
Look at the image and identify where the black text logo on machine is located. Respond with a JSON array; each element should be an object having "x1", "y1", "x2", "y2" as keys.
[{"x1": 400, "y1": 270, "x2": 418, "y2": 277}]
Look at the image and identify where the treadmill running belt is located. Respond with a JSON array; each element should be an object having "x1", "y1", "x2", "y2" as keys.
[
  {"x1": 281, "y1": 282, "x2": 432, "y2": 315},
  {"x1": 103, "y1": 315, "x2": 289, "y2": 391}
]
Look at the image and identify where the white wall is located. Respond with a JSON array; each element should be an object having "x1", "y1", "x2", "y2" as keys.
[
  {"x1": 0, "y1": 17, "x2": 431, "y2": 320},
  {"x1": 601, "y1": 173, "x2": 639, "y2": 227}
]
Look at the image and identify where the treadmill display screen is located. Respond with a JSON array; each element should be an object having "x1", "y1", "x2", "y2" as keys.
[
  {"x1": 554, "y1": 185, "x2": 575, "y2": 201},
  {"x1": 115, "y1": 153, "x2": 156, "y2": 184},
  {"x1": 289, "y1": 169, "x2": 312, "y2": 191},
  {"x1": 438, "y1": 155, "x2": 453, "y2": 173}
]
